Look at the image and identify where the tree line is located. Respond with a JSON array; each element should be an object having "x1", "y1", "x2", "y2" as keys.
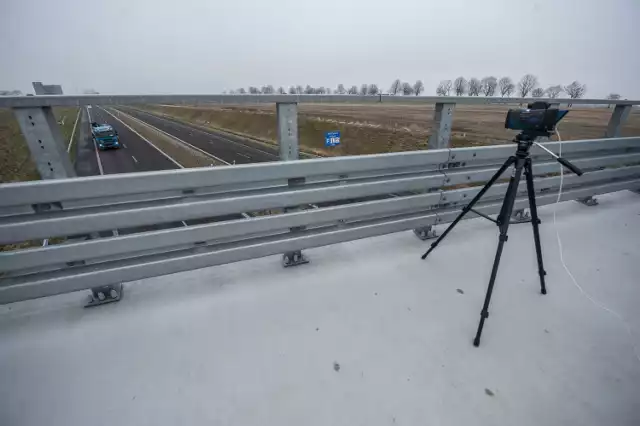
[
  {"x1": 227, "y1": 80, "x2": 425, "y2": 96},
  {"x1": 226, "y1": 76, "x2": 622, "y2": 100},
  {"x1": 435, "y1": 75, "x2": 590, "y2": 99}
]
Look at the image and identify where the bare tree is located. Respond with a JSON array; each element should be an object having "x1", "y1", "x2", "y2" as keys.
[
  {"x1": 326, "y1": 88, "x2": 332, "y2": 94},
  {"x1": 453, "y1": 77, "x2": 467, "y2": 96},
  {"x1": 277, "y1": 87, "x2": 285, "y2": 94},
  {"x1": 368, "y1": 84, "x2": 380, "y2": 95},
  {"x1": 389, "y1": 79, "x2": 401, "y2": 95},
  {"x1": 546, "y1": 85, "x2": 563, "y2": 98},
  {"x1": 336, "y1": 84, "x2": 346, "y2": 94},
  {"x1": 304, "y1": 85, "x2": 314, "y2": 94},
  {"x1": 401, "y1": 82, "x2": 414, "y2": 95},
  {"x1": 359, "y1": 84, "x2": 368, "y2": 95},
  {"x1": 315, "y1": 87, "x2": 326, "y2": 94},
  {"x1": 261, "y1": 85, "x2": 274, "y2": 94},
  {"x1": 481, "y1": 76, "x2": 497, "y2": 96},
  {"x1": 468, "y1": 78, "x2": 482, "y2": 96},
  {"x1": 238, "y1": 88, "x2": 246, "y2": 94},
  {"x1": 564, "y1": 81, "x2": 586, "y2": 99},
  {"x1": 517, "y1": 74, "x2": 538, "y2": 97},
  {"x1": 441, "y1": 80, "x2": 452, "y2": 95},
  {"x1": 531, "y1": 88, "x2": 545, "y2": 98},
  {"x1": 348, "y1": 85, "x2": 358, "y2": 94},
  {"x1": 436, "y1": 81, "x2": 448, "y2": 96},
  {"x1": 288, "y1": 86, "x2": 296, "y2": 94},
  {"x1": 248, "y1": 86, "x2": 259, "y2": 94},
  {"x1": 413, "y1": 80, "x2": 424, "y2": 96},
  {"x1": 498, "y1": 77, "x2": 514, "y2": 97},
  {"x1": 295, "y1": 85, "x2": 303, "y2": 94}
]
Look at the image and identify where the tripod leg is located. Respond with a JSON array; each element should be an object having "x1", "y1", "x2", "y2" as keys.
[
  {"x1": 421, "y1": 156, "x2": 516, "y2": 259},
  {"x1": 524, "y1": 159, "x2": 547, "y2": 295},
  {"x1": 473, "y1": 157, "x2": 525, "y2": 346}
]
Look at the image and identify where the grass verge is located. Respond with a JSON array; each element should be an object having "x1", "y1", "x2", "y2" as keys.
[{"x1": 0, "y1": 108, "x2": 40, "y2": 183}]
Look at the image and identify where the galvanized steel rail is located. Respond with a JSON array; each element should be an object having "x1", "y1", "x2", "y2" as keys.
[{"x1": 1, "y1": 136, "x2": 639, "y2": 304}]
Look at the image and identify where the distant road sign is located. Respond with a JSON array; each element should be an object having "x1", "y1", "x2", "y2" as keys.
[{"x1": 325, "y1": 131, "x2": 341, "y2": 147}]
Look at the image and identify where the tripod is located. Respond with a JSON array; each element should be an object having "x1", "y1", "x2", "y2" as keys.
[{"x1": 421, "y1": 132, "x2": 582, "y2": 347}]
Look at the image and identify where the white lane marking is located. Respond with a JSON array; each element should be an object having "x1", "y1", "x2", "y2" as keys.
[
  {"x1": 87, "y1": 106, "x2": 105, "y2": 175},
  {"x1": 241, "y1": 213, "x2": 250, "y2": 218},
  {"x1": 131, "y1": 155, "x2": 138, "y2": 164},
  {"x1": 116, "y1": 109, "x2": 230, "y2": 165},
  {"x1": 112, "y1": 229, "x2": 119, "y2": 237},
  {"x1": 181, "y1": 221, "x2": 188, "y2": 227},
  {"x1": 67, "y1": 108, "x2": 81, "y2": 152},
  {"x1": 122, "y1": 143, "x2": 127, "y2": 149},
  {"x1": 98, "y1": 107, "x2": 184, "y2": 169},
  {"x1": 236, "y1": 153, "x2": 251, "y2": 159}
]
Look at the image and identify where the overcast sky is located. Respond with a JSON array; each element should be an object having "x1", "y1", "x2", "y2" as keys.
[{"x1": 1, "y1": 0, "x2": 639, "y2": 98}]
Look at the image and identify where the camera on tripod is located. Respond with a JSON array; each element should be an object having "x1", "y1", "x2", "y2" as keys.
[
  {"x1": 422, "y1": 101, "x2": 583, "y2": 348},
  {"x1": 505, "y1": 101, "x2": 569, "y2": 137}
]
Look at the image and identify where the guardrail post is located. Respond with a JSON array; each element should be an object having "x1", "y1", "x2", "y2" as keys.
[
  {"x1": 428, "y1": 102, "x2": 455, "y2": 150},
  {"x1": 13, "y1": 104, "x2": 123, "y2": 306},
  {"x1": 605, "y1": 104, "x2": 631, "y2": 138},
  {"x1": 277, "y1": 102, "x2": 299, "y2": 160},
  {"x1": 414, "y1": 102, "x2": 455, "y2": 240},
  {"x1": 13, "y1": 107, "x2": 76, "y2": 179},
  {"x1": 277, "y1": 102, "x2": 309, "y2": 267},
  {"x1": 574, "y1": 103, "x2": 631, "y2": 206}
]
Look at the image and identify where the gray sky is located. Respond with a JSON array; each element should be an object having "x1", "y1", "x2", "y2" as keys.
[{"x1": 1, "y1": 0, "x2": 639, "y2": 98}]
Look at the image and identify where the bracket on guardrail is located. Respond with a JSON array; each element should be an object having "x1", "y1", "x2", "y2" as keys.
[
  {"x1": 577, "y1": 196, "x2": 599, "y2": 206},
  {"x1": 413, "y1": 225, "x2": 437, "y2": 240},
  {"x1": 86, "y1": 283, "x2": 123, "y2": 307},
  {"x1": 511, "y1": 208, "x2": 531, "y2": 222}
]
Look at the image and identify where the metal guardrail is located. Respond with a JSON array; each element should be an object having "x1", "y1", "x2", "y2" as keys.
[
  {"x1": 1, "y1": 136, "x2": 639, "y2": 304},
  {"x1": 1, "y1": 94, "x2": 639, "y2": 108}
]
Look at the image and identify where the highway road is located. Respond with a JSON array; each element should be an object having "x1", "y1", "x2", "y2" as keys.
[
  {"x1": 87, "y1": 106, "x2": 181, "y2": 174},
  {"x1": 117, "y1": 107, "x2": 281, "y2": 165}
]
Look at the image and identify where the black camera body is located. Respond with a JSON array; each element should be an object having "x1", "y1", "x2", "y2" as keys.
[{"x1": 505, "y1": 101, "x2": 568, "y2": 137}]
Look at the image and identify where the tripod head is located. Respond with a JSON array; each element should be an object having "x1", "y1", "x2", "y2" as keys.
[{"x1": 511, "y1": 132, "x2": 584, "y2": 176}]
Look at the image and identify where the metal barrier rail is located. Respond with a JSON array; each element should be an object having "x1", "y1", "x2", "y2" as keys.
[
  {"x1": 2, "y1": 94, "x2": 639, "y2": 108},
  {"x1": 1, "y1": 137, "x2": 639, "y2": 304}
]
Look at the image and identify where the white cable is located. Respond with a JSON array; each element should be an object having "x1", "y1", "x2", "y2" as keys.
[{"x1": 553, "y1": 127, "x2": 640, "y2": 363}]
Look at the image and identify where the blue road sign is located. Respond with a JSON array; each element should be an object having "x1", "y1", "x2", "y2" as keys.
[{"x1": 325, "y1": 131, "x2": 341, "y2": 147}]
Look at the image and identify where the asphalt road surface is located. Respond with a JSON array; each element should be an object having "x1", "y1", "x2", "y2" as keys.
[
  {"x1": 117, "y1": 107, "x2": 280, "y2": 165},
  {"x1": 87, "y1": 106, "x2": 180, "y2": 174}
]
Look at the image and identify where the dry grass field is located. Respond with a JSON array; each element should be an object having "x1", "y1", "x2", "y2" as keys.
[{"x1": 141, "y1": 103, "x2": 640, "y2": 157}]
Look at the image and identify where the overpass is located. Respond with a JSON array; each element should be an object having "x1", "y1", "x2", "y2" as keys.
[{"x1": 1, "y1": 94, "x2": 639, "y2": 426}]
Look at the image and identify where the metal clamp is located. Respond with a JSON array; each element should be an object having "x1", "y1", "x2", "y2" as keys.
[
  {"x1": 85, "y1": 283, "x2": 123, "y2": 307},
  {"x1": 413, "y1": 225, "x2": 438, "y2": 240}
]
